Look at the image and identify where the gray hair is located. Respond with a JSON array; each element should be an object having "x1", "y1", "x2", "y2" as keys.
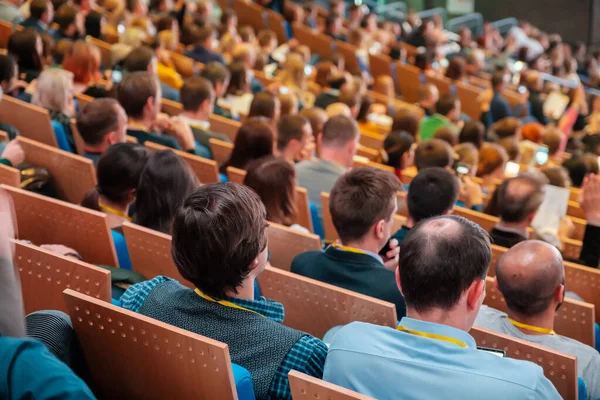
[{"x1": 32, "y1": 68, "x2": 74, "y2": 115}]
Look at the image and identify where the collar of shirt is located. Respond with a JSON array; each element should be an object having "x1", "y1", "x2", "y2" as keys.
[
  {"x1": 178, "y1": 115, "x2": 210, "y2": 131},
  {"x1": 493, "y1": 223, "x2": 528, "y2": 239},
  {"x1": 316, "y1": 158, "x2": 347, "y2": 175},
  {"x1": 223, "y1": 295, "x2": 285, "y2": 323},
  {"x1": 331, "y1": 244, "x2": 384, "y2": 264},
  {"x1": 398, "y1": 317, "x2": 477, "y2": 349}
]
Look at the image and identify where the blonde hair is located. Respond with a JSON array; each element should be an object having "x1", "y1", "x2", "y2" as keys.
[
  {"x1": 279, "y1": 53, "x2": 307, "y2": 92},
  {"x1": 32, "y1": 69, "x2": 74, "y2": 114},
  {"x1": 158, "y1": 30, "x2": 178, "y2": 51},
  {"x1": 454, "y1": 142, "x2": 479, "y2": 170}
]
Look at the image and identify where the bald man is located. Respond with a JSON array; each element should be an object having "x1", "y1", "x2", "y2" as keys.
[
  {"x1": 475, "y1": 240, "x2": 600, "y2": 400},
  {"x1": 524, "y1": 71, "x2": 548, "y2": 124},
  {"x1": 231, "y1": 42, "x2": 264, "y2": 93},
  {"x1": 325, "y1": 103, "x2": 351, "y2": 118},
  {"x1": 489, "y1": 175, "x2": 545, "y2": 248}
]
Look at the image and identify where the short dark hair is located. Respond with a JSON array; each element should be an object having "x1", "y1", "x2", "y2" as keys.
[
  {"x1": 414, "y1": 139, "x2": 453, "y2": 170},
  {"x1": 384, "y1": 131, "x2": 414, "y2": 169},
  {"x1": 494, "y1": 117, "x2": 521, "y2": 139},
  {"x1": 30, "y1": 0, "x2": 50, "y2": 19},
  {"x1": 117, "y1": 71, "x2": 158, "y2": 119},
  {"x1": 76, "y1": 98, "x2": 122, "y2": 146},
  {"x1": 200, "y1": 61, "x2": 231, "y2": 86},
  {"x1": 180, "y1": 76, "x2": 214, "y2": 112},
  {"x1": 277, "y1": 115, "x2": 308, "y2": 151},
  {"x1": 0, "y1": 54, "x2": 16, "y2": 85},
  {"x1": 435, "y1": 94, "x2": 458, "y2": 116},
  {"x1": 196, "y1": 25, "x2": 216, "y2": 45},
  {"x1": 459, "y1": 121, "x2": 485, "y2": 149},
  {"x1": 321, "y1": 115, "x2": 359, "y2": 148},
  {"x1": 491, "y1": 71, "x2": 505, "y2": 89},
  {"x1": 562, "y1": 156, "x2": 589, "y2": 187},
  {"x1": 495, "y1": 175, "x2": 545, "y2": 223},
  {"x1": 54, "y1": 4, "x2": 78, "y2": 32},
  {"x1": 399, "y1": 215, "x2": 491, "y2": 313},
  {"x1": 392, "y1": 108, "x2": 420, "y2": 138},
  {"x1": 248, "y1": 91, "x2": 279, "y2": 120},
  {"x1": 123, "y1": 46, "x2": 154, "y2": 73},
  {"x1": 433, "y1": 126, "x2": 458, "y2": 146},
  {"x1": 171, "y1": 183, "x2": 268, "y2": 298},
  {"x1": 408, "y1": 168, "x2": 459, "y2": 223},
  {"x1": 156, "y1": 14, "x2": 175, "y2": 32},
  {"x1": 330, "y1": 167, "x2": 401, "y2": 243}
]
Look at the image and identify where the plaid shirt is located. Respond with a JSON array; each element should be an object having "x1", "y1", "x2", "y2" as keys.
[{"x1": 121, "y1": 276, "x2": 328, "y2": 400}]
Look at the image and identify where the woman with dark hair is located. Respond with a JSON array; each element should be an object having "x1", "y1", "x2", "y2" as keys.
[
  {"x1": 220, "y1": 117, "x2": 275, "y2": 173},
  {"x1": 134, "y1": 150, "x2": 200, "y2": 234},
  {"x1": 445, "y1": 56, "x2": 467, "y2": 83},
  {"x1": 244, "y1": 157, "x2": 309, "y2": 232},
  {"x1": 217, "y1": 61, "x2": 253, "y2": 117},
  {"x1": 247, "y1": 91, "x2": 281, "y2": 122},
  {"x1": 391, "y1": 108, "x2": 420, "y2": 139},
  {"x1": 85, "y1": 10, "x2": 105, "y2": 39},
  {"x1": 7, "y1": 28, "x2": 44, "y2": 83},
  {"x1": 81, "y1": 143, "x2": 150, "y2": 270},
  {"x1": 383, "y1": 131, "x2": 415, "y2": 180},
  {"x1": 459, "y1": 121, "x2": 485, "y2": 149}
]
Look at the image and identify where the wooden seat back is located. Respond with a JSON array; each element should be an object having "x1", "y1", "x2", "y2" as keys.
[
  {"x1": 161, "y1": 98, "x2": 183, "y2": 116},
  {"x1": 64, "y1": 289, "x2": 238, "y2": 400},
  {"x1": 0, "y1": 162, "x2": 19, "y2": 187},
  {"x1": 359, "y1": 131, "x2": 385, "y2": 152},
  {"x1": 289, "y1": 371, "x2": 375, "y2": 400},
  {"x1": 425, "y1": 74, "x2": 452, "y2": 96},
  {"x1": 335, "y1": 41, "x2": 361, "y2": 75},
  {"x1": 208, "y1": 138, "x2": 233, "y2": 166},
  {"x1": 396, "y1": 62, "x2": 423, "y2": 104},
  {"x1": 209, "y1": 114, "x2": 241, "y2": 142},
  {"x1": 0, "y1": 96, "x2": 57, "y2": 147},
  {"x1": 144, "y1": 141, "x2": 220, "y2": 184},
  {"x1": 368, "y1": 53, "x2": 393, "y2": 80},
  {"x1": 293, "y1": 23, "x2": 333, "y2": 59},
  {"x1": 266, "y1": 9, "x2": 288, "y2": 46},
  {"x1": 226, "y1": 166, "x2": 246, "y2": 184},
  {"x1": 86, "y1": 36, "x2": 112, "y2": 67},
  {"x1": 455, "y1": 82, "x2": 483, "y2": 121},
  {"x1": 356, "y1": 145, "x2": 379, "y2": 162},
  {"x1": 232, "y1": 0, "x2": 266, "y2": 33},
  {"x1": 0, "y1": 20, "x2": 12, "y2": 48},
  {"x1": 267, "y1": 222, "x2": 321, "y2": 271}
]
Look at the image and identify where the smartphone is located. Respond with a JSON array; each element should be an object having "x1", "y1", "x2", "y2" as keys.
[
  {"x1": 379, "y1": 239, "x2": 392, "y2": 257},
  {"x1": 518, "y1": 85, "x2": 527, "y2": 94},
  {"x1": 535, "y1": 145, "x2": 549, "y2": 166},
  {"x1": 111, "y1": 70, "x2": 123, "y2": 84},
  {"x1": 477, "y1": 346, "x2": 506, "y2": 357},
  {"x1": 304, "y1": 65, "x2": 313, "y2": 76},
  {"x1": 504, "y1": 161, "x2": 520, "y2": 178},
  {"x1": 455, "y1": 162, "x2": 470, "y2": 179},
  {"x1": 279, "y1": 86, "x2": 289, "y2": 95}
]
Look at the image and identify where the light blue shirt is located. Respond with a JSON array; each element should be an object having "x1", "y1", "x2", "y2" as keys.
[
  {"x1": 323, "y1": 319, "x2": 561, "y2": 400},
  {"x1": 295, "y1": 158, "x2": 347, "y2": 221}
]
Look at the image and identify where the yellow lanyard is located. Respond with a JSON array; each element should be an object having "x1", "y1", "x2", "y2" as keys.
[
  {"x1": 194, "y1": 289, "x2": 265, "y2": 318},
  {"x1": 397, "y1": 326, "x2": 469, "y2": 348},
  {"x1": 330, "y1": 243, "x2": 367, "y2": 255},
  {"x1": 508, "y1": 318, "x2": 556, "y2": 335},
  {"x1": 127, "y1": 121, "x2": 150, "y2": 132},
  {"x1": 99, "y1": 203, "x2": 132, "y2": 221}
]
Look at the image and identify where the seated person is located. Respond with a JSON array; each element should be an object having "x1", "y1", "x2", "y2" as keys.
[
  {"x1": 433, "y1": 126, "x2": 458, "y2": 146},
  {"x1": 414, "y1": 138, "x2": 454, "y2": 171},
  {"x1": 391, "y1": 167, "x2": 458, "y2": 244},
  {"x1": 247, "y1": 91, "x2": 281, "y2": 123},
  {"x1": 543, "y1": 127, "x2": 564, "y2": 166},
  {"x1": 199, "y1": 61, "x2": 235, "y2": 120},
  {"x1": 220, "y1": 118, "x2": 275, "y2": 173},
  {"x1": 75, "y1": 98, "x2": 128, "y2": 164},
  {"x1": 419, "y1": 94, "x2": 462, "y2": 142},
  {"x1": 490, "y1": 71, "x2": 527, "y2": 123},
  {"x1": 324, "y1": 14, "x2": 346, "y2": 41},
  {"x1": 19, "y1": 0, "x2": 53, "y2": 33},
  {"x1": 179, "y1": 76, "x2": 230, "y2": 153},
  {"x1": 231, "y1": 42, "x2": 264, "y2": 94},
  {"x1": 7, "y1": 28, "x2": 45, "y2": 83},
  {"x1": 493, "y1": 117, "x2": 522, "y2": 140},
  {"x1": 383, "y1": 131, "x2": 415, "y2": 180},
  {"x1": 291, "y1": 167, "x2": 406, "y2": 319},
  {"x1": 52, "y1": 4, "x2": 84, "y2": 41},
  {"x1": 81, "y1": 143, "x2": 149, "y2": 270},
  {"x1": 275, "y1": 114, "x2": 314, "y2": 164},
  {"x1": 296, "y1": 115, "x2": 359, "y2": 219},
  {"x1": 217, "y1": 62, "x2": 254, "y2": 117},
  {"x1": 133, "y1": 150, "x2": 199, "y2": 234},
  {"x1": 184, "y1": 25, "x2": 225, "y2": 64},
  {"x1": 121, "y1": 183, "x2": 328, "y2": 400},
  {"x1": 416, "y1": 83, "x2": 440, "y2": 117},
  {"x1": 314, "y1": 72, "x2": 352, "y2": 110},
  {"x1": 122, "y1": 46, "x2": 179, "y2": 102},
  {"x1": 62, "y1": 41, "x2": 109, "y2": 98},
  {"x1": 459, "y1": 121, "x2": 485, "y2": 149},
  {"x1": 476, "y1": 240, "x2": 600, "y2": 399},
  {"x1": 477, "y1": 143, "x2": 508, "y2": 193},
  {"x1": 323, "y1": 215, "x2": 560, "y2": 400},
  {"x1": 299, "y1": 107, "x2": 328, "y2": 151}
]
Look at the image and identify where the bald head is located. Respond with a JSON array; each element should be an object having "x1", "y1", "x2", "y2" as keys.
[
  {"x1": 496, "y1": 240, "x2": 564, "y2": 316},
  {"x1": 326, "y1": 102, "x2": 351, "y2": 118}
]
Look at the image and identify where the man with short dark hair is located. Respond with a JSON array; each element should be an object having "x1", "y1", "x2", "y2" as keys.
[
  {"x1": 184, "y1": 25, "x2": 225, "y2": 64},
  {"x1": 52, "y1": 3, "x2": 83, "y2": 41},
  {"x1": 414, "y1": 138, "x2": 453, "y2": 171},
  {"x1": 291, "y1": 167, "x2": 405, "y2": 318},
  {"x1": 200, "y1": 61, "x2": 235, "y2": 120},
  {"x1": 314, "y1": 71, "x2": 352, "y2": 110},
  {"x1": 475, "y1": 240, "x2": 600, "y2": 399},
  {"x1": 121, "y1": 183, "x2": 327, "y2": 400},
  {"x1": 19, "y1": 0, "x2": 52, "y2": 32},
  {"x1": 493, "y1": 117, "x2": 522, "y2": 139},
  {"x1": 416, "y1": 83, "x2": 439, "y2": 117},
  {"x1": 322, "y1": 215, "x2": 560, "y2": 399},
  {"x1": 276, "y1": 115, "x2": 314, "y2": 164},
  {"x1": 391, "y1": 167, "x2": 459, "y2": 244},
  {"x1": 418, "y1": 94, "x2": 461, "y2": 141},
  {"x1": 489, "y1": 175, "x2": 545, "y2": 248},
  {"x1": 490, "y1": 71, "x2": 527, "y2": 123},
  {"x1": 296, "y1": 115, "x2": 359, "y2": 219},
  {"x1": 123, "y1": 46, "x2": 180, "y2": 102},
  {"x1": 75, "y1": 98, "x2": 127, "y2": 165}
]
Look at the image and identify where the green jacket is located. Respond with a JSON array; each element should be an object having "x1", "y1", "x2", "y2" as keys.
[{"x1": 418, "y1": 114, "x2": 456, "y2": 141}]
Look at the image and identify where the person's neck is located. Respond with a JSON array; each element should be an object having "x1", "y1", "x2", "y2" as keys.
[
  {"x1": 405, "y1": 216, "x2": 416, "y2": 229},
  {"x1": 83, "y1": 143, "x2": 109, "y2": 155},
  {"x1": 224, "y1": 277, "x2": 256, "y2": 301},
  {"x1": 496, "y1": 219, "x2": 530, "y2": 234},
  {"x1": 506, "y1": 308, "x2": 555, "y2": 336},
  {"x1": 320, "y1": 147, "x2": 350, "y2": 169},
  {"x1": 181, "y1": 110, "x2": 209, "y2": 123},
  {"x1": 98, "y1": 194, "x2": 130, "y2": 229},
  {"x1": 406, "y1": 308, "x2": 470, "y2": 332},
  {"x1": 128, "y1": 117, "x2": 153, "y2": 132},
  {"x1": 342, "y1": 238, "x2": 381, "y2": 256}
]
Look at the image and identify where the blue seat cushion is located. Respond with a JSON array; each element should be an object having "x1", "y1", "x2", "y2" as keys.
[{"x1": 232, "y1": 363, "x2": 255, "y2": 400}]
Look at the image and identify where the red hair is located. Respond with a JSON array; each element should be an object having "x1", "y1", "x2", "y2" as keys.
[{"x1": 62, "y1": 41, "x2": 102, "y2": 85}]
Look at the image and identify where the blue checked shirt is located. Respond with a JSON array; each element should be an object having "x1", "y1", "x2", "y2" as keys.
[{"x1": 121, "y1": 276, "x2": 328, "y2": 400}]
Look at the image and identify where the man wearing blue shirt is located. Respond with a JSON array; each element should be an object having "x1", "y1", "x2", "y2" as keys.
[
  {"x1": 184, "y1": 25, "x2": 225, "y2": 65},
  {"x1": 323, "y1": 215, "x2": 561, "y2": 400}
]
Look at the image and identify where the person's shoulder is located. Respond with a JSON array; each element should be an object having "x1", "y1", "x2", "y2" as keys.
[
  {"x1": 295, "y1": 159, "x2": 318, "y2": 173},
  {"x1": 327, "y1": 321, "x2": 393, "y2": 348},
  {"x1": 291, "y1": 250, "x2": 323, "y2": 272}
]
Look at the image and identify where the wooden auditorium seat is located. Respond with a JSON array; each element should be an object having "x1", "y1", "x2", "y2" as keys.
[
  {"x1": 359, "y1": 131, "x2": 385, "y2": 152},
  {"x1": 335, "y1": 40, "x2": 361, "y2": 76},
  {"x1": 368, "y1": 53, "x2": 393, "y2": 82},
  {"x1": 265, "y1": 9, "x2": 289, "y2": 45},
  {"x1": 232, "y1": 0, "x2": 267, "y2": 33},
  {"x1": 161, "y1": 98, "x2": 184, "y2": 116},
  {"x1": 0, "y1": 96, "x2": 57, "y2": 148},
  {"x1": 292, "y1": 23, "x2": 334, "y2": 59},
  {"x1": 356, "y1": 145, "x2": 380, "y2": 162},
  {"x1": 425, "y1": 74, "x2": 452, "y2": 96},
  {"x1": 0, "y1": 20, "x2": 12, "y2": 48},
  {"x1": 257, "y1": 266, "x2": 397, "y2": 338},
  {"x1": 208, "y1": 138, "x2": 233, "y2": 166},
  {"x1": 226, "y1": 166, "x2": 246, "y2": 184},
  {"x1": 288, "y1": 370, "x2": 376, "y2": 400},
  {"x1": 209, "y1": 114, "x2": 241, "y2": 142},
  {"x1": 455, "y1": 81, "x2": 484, "y2": 121},
  {"x1": 144, "y1": 141, "x2": 220, "y2": 184},
  {"x1": 267, "y1": 222, "x2": 321, "y2": 271},
  {"x1": 64, "y1": 289, "x2": 240, "y2": 400},
  {"x1": 0, "y1": 162, "x2": 19, "y2": 187},
  {"x1": 396, "y1": 62, "x2": 423, "y2": 104},
  {"x1": 86, "y1": 36, "x2": 113, "y2": 67}
]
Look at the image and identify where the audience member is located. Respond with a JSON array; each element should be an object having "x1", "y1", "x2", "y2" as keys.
[
  {"x1": 314, "y1": 71, "x2": 352, "y2": 110},
  {"x1": 383, "y1": 131, "x2": 415, "y2": 179},
  {"x1": 490, "y1": 71, "x2": 526, "y2": 122},
  {"x1": 220, "y1": 117, "x2": 275, "y2": 173},
  {"x1": 53, "y1": 4, "x2": 84, "y2": 41},
  {"x1": 433, "y1": 126, "x2": 459, "y2": 146},
  {"x1": 231, "y1": 42, "x2": 264, "y2": 94},
  {"x1": 199, "y1": 61, "x2": 234, "y2": 120},
  {"x1": 459, "y1": 120, "x2": 485, "y2": 149},
  {"x1": 498, "y1": 136, "x2": 521, "y2": 162},
  {"x1": 218, "y1": 62, "x2": 254, "y2": 117},
  {"x1": 121, "y1": 183, "x2": 328, "y2": 400},
  {"x1": 184, "y1": 25, "x2": 224, "y2": 64},
  {"x1": 122, "y1": 45, "x2": 180, "y2": 102},
  {"x1": 19, "y1": 0, "x2": 53, "y2": 32},
  {"x1": 276, "y1": 114, "x2": 314, "y2": 164},
  {"x1": 543, "y1": 127, "x2": 564, "y2": 165},
  {"x1": 392, "y1": 108, "x2": 420, "y2": 139},
  {"x1": 416, "y1": 83, "x2": 439, "y2": 117},
  {"x1": 419, "y1": 94, "x2": 462, "y2": 141},
  {"x1": 7, "y1": 28, "x2": 44, "y2": 83},
  {"x1": 323, "y1": 215, "x2": 560, "y2": 399},
  {"x1": 292, "y1": 167, "x2": 405, "y2": 318},
  {"x1": 477, "y1": 143, "x2": 508, "y2": 193},
  {"x1": 414, "y1": 139, "x2": 453, "y2": 171},
  {"x1": 542, "y1": 166, "x2": 571, "y2": 188},
  {"x1": 62, "y1": 41, "x2": 107, "y2": 97},
  {"x1": 247, "y1": 90, "x2": 280, "y2": 122},
  {"x1": 493, "y1": 117, "x2": 522, "y2": 139},
  {"x1": 524, "y1": 71, "x2": 548, "y2": 124}
]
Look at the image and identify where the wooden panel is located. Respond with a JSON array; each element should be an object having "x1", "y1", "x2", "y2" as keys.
[
  {"x1": 292, "y1": 23, "x2": 333, "y2": 59},
  {"x1": 321, "y1": 192, "x2": 336, "y2": 243},
  {"x1": 470, "y1": 326, "x2": 578, "y2": 400},
  {"x1": 70, "y1": 118, "x2": 85, "y2": 156},
  {"x1": 564, "y1": 260, "x2": 600, "y2": 323},
  {"x1": 294, "y1": 186, "x2": 313, "y2": 232},
  {"x1": 232, "y1": 0, "x2": 266, "y2": 34},
  {"x1": 209, "y1": 114, "x2": 241, "y2": 142},
  {"x1": 64, "y1": 290, "x2": 237, "y2": 400},
  {"x1": 86, "y1": 36, "x2": 112, "y2": 68},
  {"x1": 75, "y1": 93, "x2": 94, "y2": 111},
  {"x1": 335, "y1": 41, "x2": 361, "y2": 76},
  {"x1": 14, "y1": 240, "x2": 111, "y2": 314},
  {"x1": 144, "y1": 141, "x2": 220, "y2": 184},
  {"x1": 161, "y1": 99, "x2": 183, "y2": 116},
  {"x1": 356, "y1": 145, "x2": 379, "y2": 162},
  {"x1": 266, "y1": 9, "x2": 288, "y2": 46},
  {"x1": 258, "y1": 266, "x2": 397, "y2": 338},
  {"x1": 368, "y1": 53, "x2": 393, "y2": 80},
  {"x1": 289, "y1": 371, "x2": 375, "y2": 400},
  {"x1": 483, "y1": 276, "x2": 595, "y2": 347},
  {"x1": 456, "y1": 81, "x2": 483, "y2": 121},
  {"x1": 454, "y1": 206, "x2": 498, "y2": 232},
  {"x1": 226, "y1": 166, "x2": 246, "y2": 184},
  {"x1": 567, "y1": 201, "x2": 585, "y2": 220},
  {"x1": 570, "y1": 217, "x2": 586, "y2": 242},
  {"x1": 0, "y1": 163, "x2": 20, "y2": 187},
  {"x1": 121, "y1": 221, "x2": 192, "y2": 288},
  {"x1": 358, "y1": 131, "x2": 385, "y2": 152},
  {"x1": 425, "y1": 74, "x2": 452, "y2": 96},
  {"x1": 569, "y1": 187, "x2": 580, "y2": 203},
  {"x1": 0, "y1": 20, "x2": 12, "y2": 49},
  {"x1": 208, "y1": 138, "x2": 233, "y2": 166},
  {"x1": 352, "y1": 156, "x2": 395, "y2": 173},
  {"x1": 267, "y1": 222, "x2": 321, "y2": 271},
  {"x1": 396, "y1": 62, "x2": 423, "y2": 104},
  {"x1": 0, "y1": 96, "x2": 56, "y2": 147},
  {"x1": 16, "y1": 136, "x2": 97, "y2": 204},
  {"x1": 562, "y1": 238, "x2": 582, "y2": 262},
  {"x1": 502, "y1": 89, "x2": 526, "y2": 110},
  {"x1": 2, "y1": 184, "x2": 118, "y2": 267}
]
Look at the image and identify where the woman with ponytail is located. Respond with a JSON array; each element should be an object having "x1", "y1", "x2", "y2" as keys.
[{"x1": 81, "y1": 143, "x2": 150, "y2": 270}]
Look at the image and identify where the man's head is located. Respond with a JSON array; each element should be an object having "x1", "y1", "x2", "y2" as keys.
[
  {"x1": 435, "y1": 94, "x2": 461, "y2": 122},
  {"x1": 325, "y1": 14, "x2": 342, "y2": 34},
  {"x1": 433, "y1": 126, "x2": 458, "y2": 147},
  {"x1": 495, "y1": 175, "x2": 545, "y2": 225},
  {"x1": 117, "y1": 71, "x2": 161, "y2": 121},
  {"x1": 398, "y1": 215, "x2": 491, "y2": 329},
  {"x1": 543, "y1": 127, "x2": 562, "y2": 157},
  {"x1": 417, "y1": 83, "x2": 439, "y2": 109},
  {"x1": 414, "y1": 139, "x2": 453, "y2": 171},
  {"x1": 493, "y1": 117, "x2": 521, "y2": 139},
  {"x1": 277, "y1": 115, "x2": 313, "y2": 161},
  {"x1": 231, "y1": 42, "x2": 256, "y2": 69},
  {"x1": 465, "y1": 49, "x2": 485, "y2": 76},
  {"x1": 319, "y1": 115, "x2": 360, "y2": 167},
  {"x1": 195, "y1": 25, "x2": 217, "y2": 50},
  {"x1": 330, "y1": 167, "x2": 401, "y2": 249},
  {"x1": 30, "y1": 0, "x2": 53, "y2": 23},
  {"x1": 76, "y1": 98, "x2": 127, "y2": 151},
  {"x1": 123, "y1": 46, "x2": 157, "y2": 75},
  {"x1": 407, "y1": 167, "x2": 459, "y2": 223},
  {"x1": 325, "y1": 102, "x2": 351, "y2": 118},
  {"x1": 54, "y1": 4, "x2": 83, "y2": 37},
  {"x1": 200, "y1": 61, "x2": 231, "y2": 98},
  {"x1": 338, "y1": 89, "x2": 361, "y2": 119},
  {"x1": 172, "y1": 183, "x2": 269, "y2": 299},
  {"x1": 299, "y1": 107, "x2": 327, "y2": 140},
  {"x1": 180, "y1": 76, "x2": 215, "y2": 119},
  {"x1": 491, "y1": 71, "x2": 506, "y2": 92},
  {"x1": 496, "y1": 240, "x2": 565, "y2": 317}
]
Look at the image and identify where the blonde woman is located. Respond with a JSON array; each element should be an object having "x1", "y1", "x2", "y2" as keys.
[{"x1": 278, "y1": 53, "x2": 314, "y2": 108}]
